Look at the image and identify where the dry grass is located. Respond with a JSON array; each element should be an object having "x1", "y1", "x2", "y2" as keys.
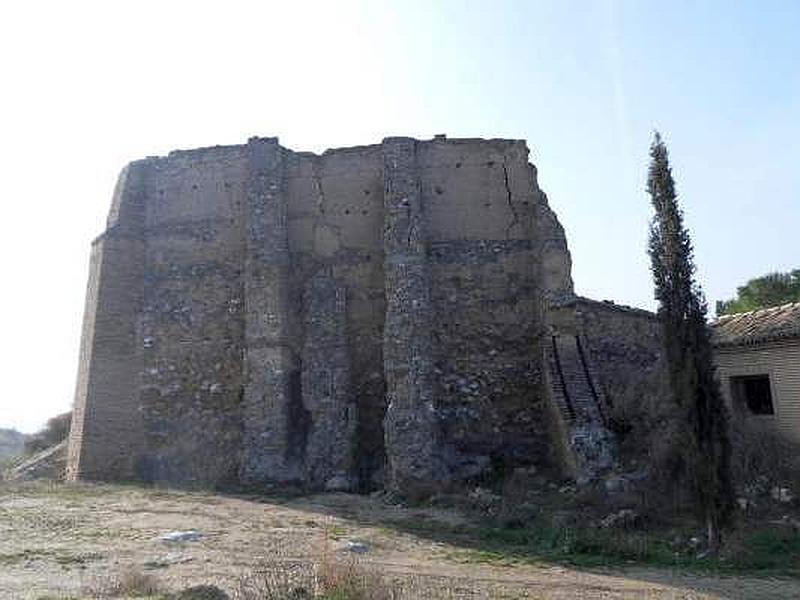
[
  {"x1": 5, "y1": 481, "x2": 800, "y2": 599},
  {"x1": 85, "y1": 565, "x2": 165, "y2": 598},
  {"x1": 234, "y1": 555, "x2": 461, "y2": 600}
]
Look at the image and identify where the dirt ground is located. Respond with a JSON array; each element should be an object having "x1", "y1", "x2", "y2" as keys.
[{"x1": 1, "y1": 482, "x2": 798, "y2": 599}]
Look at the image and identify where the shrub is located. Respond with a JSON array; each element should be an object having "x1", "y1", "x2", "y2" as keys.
[
  {"x1": 235, "y1": 558, "x2": 394, "y2": 600},
  {"x1": 24, "y1": 412, "x2": 72, "y2": 455},
  {"x1": 730, "y1": 415, "x2": 800, "y2": 494},
  {"x1": 85, "y1": 565, "x2": 164, "y2": 597},
  {"x1": 175, "y1": 585, "x2": 230, "y2": 599},
  {"x1": 234, "y1": 554, "x2": 457, "y2": 600}
]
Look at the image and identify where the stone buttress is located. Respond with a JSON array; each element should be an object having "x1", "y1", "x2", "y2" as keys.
[
  {"x1": 381, "y1": 138, "x2": 448, "y2": 494},
  {"x1": 239, "y1": 138, "x2": 299, "y2": 483},
  {"x1": 66, "y1": 162, "x2": 147, "y2": 481}
]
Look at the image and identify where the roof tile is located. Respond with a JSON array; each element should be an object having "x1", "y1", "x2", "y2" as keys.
[{"x1": 712, "y1": 302, "x2": 800, "y2": 347}]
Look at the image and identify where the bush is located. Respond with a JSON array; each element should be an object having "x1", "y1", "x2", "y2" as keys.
[
  {"x1": 234, "y1": 554, "x2": 457, "y2": 600},
  {"x1": 24, "y1": 411, "x2": 71, "y2": 455},
  {"x1": 235, "y1": 558, "x2": 394, "y2": 600},
  {"x1": 729, "y1": 415, "x2": 800, "y2": 493},
  {"x1": 175, "y1": 585, "x2": 230, "y2": 599},
  {"x1": 85, "y1": 566, "x2": 164, "y2": 597}
]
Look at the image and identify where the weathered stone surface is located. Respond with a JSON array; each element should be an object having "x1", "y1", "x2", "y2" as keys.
[
  {"x1": 66, "y1": 135, "x2": 589, "y2": 493},
  {"x1": 381, "y1": 137, "x2": 448, "y2": 495},
  {"x1": 239, "y1": 137, "x2": 298, "y2": 485},
  {"x1": 302, "y1": 271, "x2": 356, "y2": 490},
  {"x1": 547, "y1": 297, "x2": 670, "y2": 476}
]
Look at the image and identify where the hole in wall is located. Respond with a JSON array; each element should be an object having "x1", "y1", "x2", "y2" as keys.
[
  {"x1": 355, "y1": 376, "x2": 388, "y2": 494},
  {"x1": 487, "y1": 161, "x2": 495, "y2": 167},
  {"x1": 285, "y1": 368, "x2": 310, "y2": 465},
  {"x1": 455, "y1": 162, "x2": 462, "y2": 168},
  {"x1": 435, "y1": 186, "x2": 444, "y2": 195},
  {"x1": 364, "y1": 189, "x2": 371, "y2": 196}
]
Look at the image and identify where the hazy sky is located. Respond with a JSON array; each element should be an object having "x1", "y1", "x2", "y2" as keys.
[{"x1": 1, "y1": 1, "x2": 798, "y2": 433}]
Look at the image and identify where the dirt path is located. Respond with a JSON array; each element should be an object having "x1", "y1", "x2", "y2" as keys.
[{"x1": 1, "y1": 482, "x2": 797, "y2": 599}]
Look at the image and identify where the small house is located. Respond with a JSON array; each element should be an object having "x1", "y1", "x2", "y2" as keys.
[{"x1": 713, "y1": 303, "x2": 800, "y2": 439}]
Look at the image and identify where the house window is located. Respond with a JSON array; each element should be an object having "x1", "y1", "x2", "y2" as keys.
[{"x1": 730, "y1": 375, "x2": 775, "y2": 415}]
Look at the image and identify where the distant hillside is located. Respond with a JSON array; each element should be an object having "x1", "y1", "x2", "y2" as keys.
[{"x1": 0, "y1": 428, "x2": 27, "y2": 460}]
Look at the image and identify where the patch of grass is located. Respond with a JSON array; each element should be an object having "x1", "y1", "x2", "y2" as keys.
[
  {"x1": 0, "y1": 548, "x2": 54, "y2": 565},
  {"x1": 0, "y1": 547, "x2": 104, "y2": 568},
  {"x1": 449, "y1": 549, "x2": 519, "y2": 567},
  {"x1": 55, "y1": 550, "x2": 105, "y2": 567},
  {"x1": 385, "y1": 515, "x2": 800, "y2": 576},
  {"x1": 727, "y1": 528, "x2": 800, "y2": 571},
  {"x1": 0, "y1": 480, "x2": 133, "y2": 502},
  {"x1": 323, "y1": 523, "x2": 349, "y2": 541}
]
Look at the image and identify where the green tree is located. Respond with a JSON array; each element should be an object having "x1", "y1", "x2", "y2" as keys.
[
  {"x1": 717, "y1": 270, "x2": 800, "y2": 315},
  {"x1": 647, "y1": 132, "x2": 734, "y2": 552}
]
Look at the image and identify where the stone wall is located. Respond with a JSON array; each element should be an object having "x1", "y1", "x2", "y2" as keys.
[
  {"x1": 285, "y1": 144, "x2": 387, "y2": 489},
  {"x1": 421, "y1": 140, "x2": 560, "y2": 478},
  {"x1": 139, "y1": 146, "x2": 248, "y2": 486},
  {"x1": 548, "y1": 297, "x2": 670, "y2": 462},
  {"x1": 575, "y1": 299, "x2": 668, "y2": 424},
  {"x1": 67, "y1": 163, "x2": 147, "y2": 481},
  {"x1": 67, "y1": 135, "x2": 576, "y2": 494}
]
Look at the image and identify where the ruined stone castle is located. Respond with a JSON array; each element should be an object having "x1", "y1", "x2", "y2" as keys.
[{"x1": 66, "y1": 136, "x2": 667, "y2": 495}]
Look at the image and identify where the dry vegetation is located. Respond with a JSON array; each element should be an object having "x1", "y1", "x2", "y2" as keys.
[{"x1": 2, "y1": 480, "x2": 800, "y2": 599}]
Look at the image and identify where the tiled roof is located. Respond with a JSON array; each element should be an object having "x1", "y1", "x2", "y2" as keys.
[{"x1": 712, "y1": 302, "x2": 800, "y2": 347}]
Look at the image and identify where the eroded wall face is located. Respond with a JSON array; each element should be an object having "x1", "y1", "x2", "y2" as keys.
[
  {"x1": 139, "y1": 148, "x2": 248, "y2": 485},
  {"x1": 419, "y1": 140, "x2": 551, "y2": 475},
  {"x1": 68, "y1": 136, "x2": 571, "y2": 491},
  {"x1": 577, "y1": 303, "x2": 667, "y2": 417},
  {"x1": 286, "y1": 148, "x2": 386, "y2": 489}
]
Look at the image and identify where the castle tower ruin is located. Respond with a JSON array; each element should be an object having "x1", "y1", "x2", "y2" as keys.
[{"x1": 66, "y1": 135, "x2": 576, "y2": 494}]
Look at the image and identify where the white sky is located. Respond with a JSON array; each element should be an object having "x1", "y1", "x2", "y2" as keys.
[{"x1": 1, "y1": 1, "x2": 798, "y2": 433}]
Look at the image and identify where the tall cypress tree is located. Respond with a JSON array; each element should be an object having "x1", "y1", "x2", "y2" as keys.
[{"x1": 646, "y1": 132, "x2": 734, "y2": 551}]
